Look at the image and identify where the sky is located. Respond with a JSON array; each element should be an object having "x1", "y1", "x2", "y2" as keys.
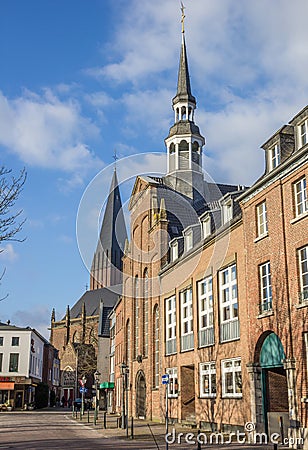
[{"x1": 0, "y1": 0, "x2": 308, "y2": 338}]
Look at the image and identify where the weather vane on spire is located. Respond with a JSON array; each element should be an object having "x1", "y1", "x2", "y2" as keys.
[
  {"x1": 181, "y1": 2, "x2": 185, "y2": 34},
  {"x1": 113, "y1": 149, "x2": 118, "y2": 169}
]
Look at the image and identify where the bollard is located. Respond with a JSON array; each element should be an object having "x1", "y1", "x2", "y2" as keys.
[
  {"x1": 103, "y1": 411, "x2": 107, "y2": 429},
  {"x1": 79, "y1": 408, "x2": 82, "y2": 421},
  {"x1": 273, "y1": 444, "x2": 278, "y2": 450},
  {"x1": 87, "y1": 409, "x2": 90, "y2": 423},
  {"x1": 130, "y1": 416, "x2": 134, "y2": 439},
  {"x1": 197, "y1": 429, "x2": 202, "y2": 450}
]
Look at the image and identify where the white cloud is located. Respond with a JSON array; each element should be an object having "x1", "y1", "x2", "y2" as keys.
[
  {"x1": 11, "y1": 306, "x2": 51, "y2": 339},
  {"x1": 0, "y1": 89, "x2": 102, "y2": 173},
  {"x1": 0, "y1": 244, "x2": 18, "y2": 263}
]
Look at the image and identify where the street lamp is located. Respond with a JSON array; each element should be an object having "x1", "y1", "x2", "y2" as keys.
[
  {"x1": 94, "y1": 370, "x2": 101, "y2": 424},
  {"x1": 120, "y1": 362, "x2": 128, "y2": 430}
]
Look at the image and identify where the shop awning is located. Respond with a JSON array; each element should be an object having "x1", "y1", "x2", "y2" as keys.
[
  {"x1": 0, "y1": 382, "x2": 14, "y2": 390},
  {"x1": 100, "y1": 382, "x2": 114, "y2": 389}
]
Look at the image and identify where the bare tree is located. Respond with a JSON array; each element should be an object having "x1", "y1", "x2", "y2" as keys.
[
  {"x1": 0, "y1": 166, "x2": 26, "y2": 243},
  {"x1": 0, "y1": 166, "x2": 26, "y2": 301}
]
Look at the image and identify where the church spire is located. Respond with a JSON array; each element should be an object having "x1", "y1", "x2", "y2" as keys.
[
  {"x1": 90, "y1": 166, "x2": 127, "y2": 291},
  {"x1": 164, "y1": 5, "x2": 205, "y2": 202}
]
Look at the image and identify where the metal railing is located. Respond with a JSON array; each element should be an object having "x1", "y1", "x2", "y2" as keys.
[
  {"x1": 220, "y1": 319, "x2": 240, "y2": 342},
  {"x1": 198, "y1": 327, "x2": 214, "y2": 347}
]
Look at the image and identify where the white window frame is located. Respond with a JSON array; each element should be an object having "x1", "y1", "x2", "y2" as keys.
[
  {"x1": 294, "y1": 177, "x2": 307, "y2": 217},
  {"x1": 219, "y1": 264, "x2": 239, "y2": 342},
  {"x1": 185, "y1": 229, "x2": 193, "y2": 252},
  {"x1": 202, "y1": 215, "x2": 211, "y2": 239},
  {"x1": 269, "y1": 144, "x2": 280, "y2": 170},
  {"x1": 223, "y1": 200, "x2": 232, "y2": 224},
  {"x1": 298, "y1": 245, "x2": 308, "y2": 303},
  {"x1": 167, "y1": 367, "x2": 178, "y2": 398},
  {"x1": 170, "y1": 240, "x2": 178, "y2": 262},
  {"x1": 200, "y1": 362, "x2": 216, "y2": 398},
  {"x1": 165, "y1": 296, "x2": 177, "y2": 355},
  {"x1": 180, "y1": 288, "x2": 194, "y2": 351},
  {"x1": 299, "y1": 120, "x2": 308, "y2": 148},
  {"x1": 259, "y1": 261, "x2": 272, "y2": 313},
  {"x1": 221, "y1": 358, "x2": 242, "y2": 398},
  {"x1": 256, "y1": 201, "x2": 268, "y2": 237},
  {"x1": 198, "y1": 276, "x2": 214, "y2": 347}
]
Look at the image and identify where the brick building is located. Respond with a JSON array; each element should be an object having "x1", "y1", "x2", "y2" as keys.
[{"x1": 113, "y1": 17, "x2": 308, "y2": 448}]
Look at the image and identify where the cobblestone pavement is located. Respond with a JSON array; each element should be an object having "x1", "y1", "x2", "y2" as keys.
[{"x1": 0, "y1": 409, "x2": 291, "y2": 450}]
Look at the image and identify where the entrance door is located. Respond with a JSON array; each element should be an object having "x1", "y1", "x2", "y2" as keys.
[
  {"x1": 135, "y1": 371, "x2": 146, "y2": 418},
  {"x1": 15, "y1": 391, "x2": 23, "y2": 408},
  {"x1": 260, "y1": 333, "x2": 289, "y2": 436},
  {"x1": 180, "y1": 365, "x2": 195, "y2": 423}
]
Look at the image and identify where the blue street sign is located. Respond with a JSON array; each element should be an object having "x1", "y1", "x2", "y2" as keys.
[
  {"x1": 162, "y1": 374, "x2": 169, "y2": 385},
  {"x1": 79, "y1": 387, "x2": 87, "y2": 393}
]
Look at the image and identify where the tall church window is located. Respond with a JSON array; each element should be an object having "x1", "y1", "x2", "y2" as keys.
[
  {"x1": 125, "y1": 319, "x2": 130, "y2": 363},
  {"x1": 153, "y1": 305, "x2": 160, "y2": 388},
  {"x1": 143, "y1": 269, "x2": 149, "y2": 357},
  {"x1": 134, "y1": 276, "x2": 139, "y2": 359}
]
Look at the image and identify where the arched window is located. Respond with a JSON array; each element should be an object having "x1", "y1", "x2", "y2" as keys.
[
  {"x1": 192, "y1": 141, "x2": 200, "y2": 168},
  {"x1": 153, "y1": 305, "x2": 159, "y2": 388},
  {"x1": 126, "y1": 319, "x2": 131, "y2": 363},
  {"x1": 179, "y1": 140, "x2": 189, "y2": 169},
  {"x1": 134, "y1": 276, "x2": 139, "y2": 359},
  {"x1": 169, "y1": 143, "x2": 176, "y2": 172},
  {"x1": 143, "y1": 269, "x2": 149, "y2": 357}
]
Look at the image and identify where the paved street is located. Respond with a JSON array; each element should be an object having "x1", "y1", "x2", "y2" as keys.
[{"x1": 0, "y1": 410, "x2": 289, "y2": 450}]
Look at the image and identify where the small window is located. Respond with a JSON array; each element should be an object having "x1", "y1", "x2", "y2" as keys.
[
  {"x1": 12, "y1": 337, "x2": 20, "y2": 346},
  {"x1": 0, "y1": 337, "x2": 3, "y2": 346},
  {"x1": 9, "y1": 353, "x2": 19, "y2": 372},
  {"x1": 167, "y1": 367, "x2": 178, "y2": 398},
  {"x1": 221, "y1": 358, "x2": 242, "y2": 398},
  {"x1": 259, "y1": 262, "x2": 272, "y2": 313},
  {"x1": 298, "y1": 245, "x2": 308, "y2": 303},
  {"x1": 0, "y1": 353, "x2": 2, "y2": 372},
  {"x1": 202, "y1": 216, "x2": 211, "y2": 239},
  {"x1": 269, "y1": 144, "x2": 280, "y2": 170},
  {"x1": 223, "y1": 201, "x2": 232, "y2": 223},
  {"x1": 256, "y1": 201, "x2": 268, "y2": 237},
  {"x1": 170, "y1": 241, "x2": 178, "y2": 262},
  {"x1": 200, "y1": 362, "x2": 216, "y2": 398},
  {"x1": 185, "y1": 230, "x2": 193, "y2": 252},
  {"x1": 294, "y1": 177, "x2": 307, "y2": 217},
  {"x1": 299, "y1": 120, "x2": 308, "y2": 147}
]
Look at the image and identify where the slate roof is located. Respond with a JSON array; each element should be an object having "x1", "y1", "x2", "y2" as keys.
[
  {"x1": 173, "y1": 35, "x2": 196, "y2": 105},
  {"x1": 69, "y1": 287, "x2": 118, "y2": 319}
]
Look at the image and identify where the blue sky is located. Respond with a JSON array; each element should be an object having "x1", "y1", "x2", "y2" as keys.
[{"x1": 0, "y1": 0, "x2": 308, "y2": 338}]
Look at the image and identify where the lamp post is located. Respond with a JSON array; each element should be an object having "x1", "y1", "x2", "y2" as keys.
[
  {"x1": 94, "y1": 370, "x2": 101, "y2": 424},
  {"x1": 120, "y1": 362, "x2": 128, "y2": 429}
]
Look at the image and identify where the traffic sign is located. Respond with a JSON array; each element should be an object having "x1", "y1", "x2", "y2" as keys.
[
  {"x1": 79, "y1": 387, "x2": 87, "y2": 393},
  {"x1": 162, "y1": 374, "x2": 169, "y2": 384}
]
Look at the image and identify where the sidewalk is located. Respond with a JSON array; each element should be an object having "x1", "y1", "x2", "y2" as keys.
[{"x1": 69, "y1": 411, "x2": 290, "y2": 449}]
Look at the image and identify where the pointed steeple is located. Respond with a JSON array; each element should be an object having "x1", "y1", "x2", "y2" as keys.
[
  {"x1": 90, "y1": 167, "x2": 127, "y2": 290},
  {"x1": 173, "y1": 34, "x2": 196, "y2": 107},
  {"x1": 164, "y1": 6, "x2": 205, "y2": 203}
]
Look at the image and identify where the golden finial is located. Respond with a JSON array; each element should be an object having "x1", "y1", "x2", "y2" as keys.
[{"x1": 181, "y1": 2, "x2": 185, "y2": 34}]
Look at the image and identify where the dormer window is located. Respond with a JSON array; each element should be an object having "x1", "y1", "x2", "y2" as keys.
[
  {"x1": 222, "y1": 199, "x2": 232, "y2": 224},
  {"x1": 202, "y1": 215, "x2": 211, "y2": 239},
  {"x1": 299, "y1": 120, "x2": 308, "y2": 147},
  {"x1": 269, "y1": 144, "x2": 280, "y2": 170},
  {"x1": 170, "y1": 240, "x2": 178, "y2": 262},
  {"x1": 185, "y1": 229, "x2": 193, "y2": 252}
]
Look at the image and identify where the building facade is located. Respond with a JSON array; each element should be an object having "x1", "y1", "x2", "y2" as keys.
[{"x1": 113, "y1": 18, "x2": 308, "y2": 449}]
